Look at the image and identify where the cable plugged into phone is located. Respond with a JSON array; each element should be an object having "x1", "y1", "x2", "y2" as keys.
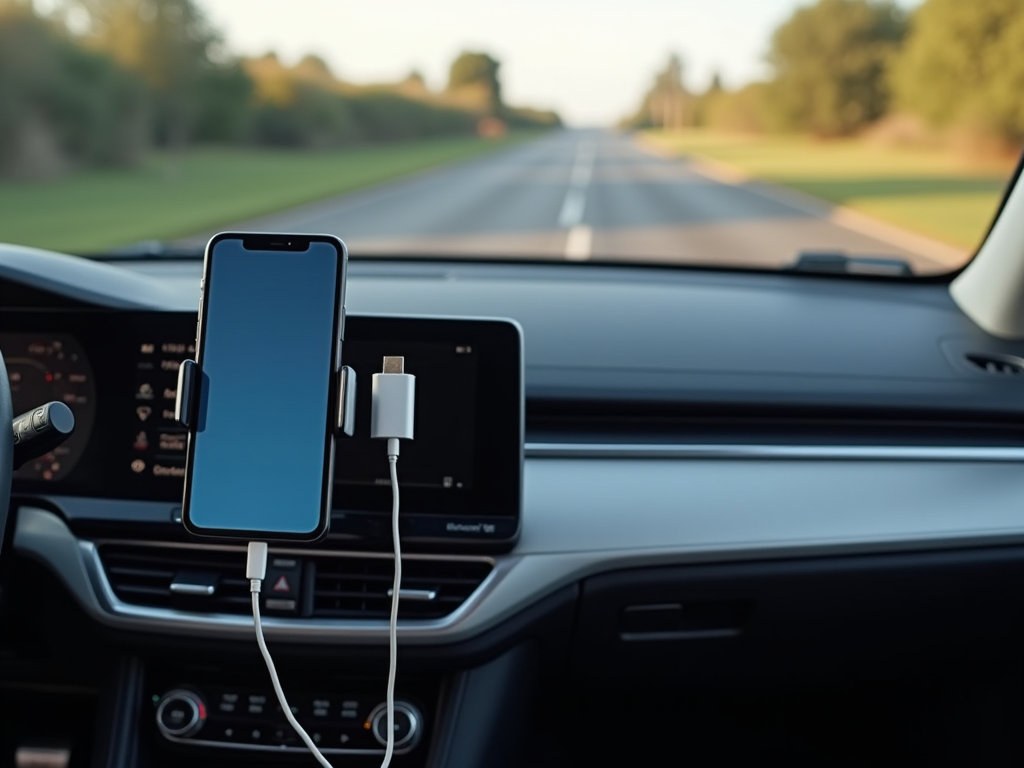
[
  {"x1": 246, "y1": 356, "x2": 414, "y2": 768},
  {"x1": 371, "y1": 356, "x2": 416, "y2": 768}
]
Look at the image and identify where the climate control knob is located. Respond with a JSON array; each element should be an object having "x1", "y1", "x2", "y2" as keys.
[
  {"x1": 369, "y1": 701, "x2": 422, "y2": 751},
  {"x1": 155, "y1": 689, "x2": 207, "y2": 739}
]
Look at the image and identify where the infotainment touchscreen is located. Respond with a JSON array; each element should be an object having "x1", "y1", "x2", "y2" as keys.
[
  {"x1": 2, "y1": 312, "x2": 523, "y2": 549},
  {"x1": 331, "y1": 316, "x2": 523, "y2": 545}
]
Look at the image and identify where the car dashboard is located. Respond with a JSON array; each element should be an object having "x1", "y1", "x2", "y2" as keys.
[{"x1": 3, "y1": 246, "x2": 1024, "y2": 767}]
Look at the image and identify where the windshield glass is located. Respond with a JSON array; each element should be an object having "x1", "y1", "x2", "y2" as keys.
[{"x1": 1, "y1": 0, "x2": 1021, "y2": 276}]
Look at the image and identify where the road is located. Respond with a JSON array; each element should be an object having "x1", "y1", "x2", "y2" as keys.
[{"x1": 208, "y1": 129, "x2": 963, "y2": 274}]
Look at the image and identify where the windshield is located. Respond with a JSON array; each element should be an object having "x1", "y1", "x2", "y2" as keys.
[{"x1": 1, "y1": 0, "x2": 1021, "y2": 277}]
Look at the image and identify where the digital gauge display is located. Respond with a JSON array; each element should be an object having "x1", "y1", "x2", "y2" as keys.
[{"x1": 1, "y1": 334, "x2": 96, "y2": 481}]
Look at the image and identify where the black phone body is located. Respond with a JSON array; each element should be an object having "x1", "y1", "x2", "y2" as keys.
[{"x1": 181, "y1": 233, "x2": 347, "y2": 542}]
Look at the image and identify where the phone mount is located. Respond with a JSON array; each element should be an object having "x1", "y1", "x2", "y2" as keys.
[{"x1": 175, "y1": 359, "x2": 357, "y2": 436}]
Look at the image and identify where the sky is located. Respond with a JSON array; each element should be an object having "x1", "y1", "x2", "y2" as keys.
[{"x1": 200, "y1": 0, "x2": 920, "y2": 126}]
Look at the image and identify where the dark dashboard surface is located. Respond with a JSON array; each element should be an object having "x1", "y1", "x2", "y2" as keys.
[{"x1": 5, "y1": 254, "x2": 1024, "y2": 421}]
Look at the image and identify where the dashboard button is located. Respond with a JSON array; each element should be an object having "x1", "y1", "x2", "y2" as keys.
[
  {"x1": 369, "y1": 701, "x2": 421, "y2": 750},
  {"x1": 279, "y1": 730, "x2": 300, "y2": 747},
  {"x1": 155, "y1": 689, "x2": 206, "y2": 739},
  {"x1": 310, "y1": 698, "x2": 331, "y2": 718}
]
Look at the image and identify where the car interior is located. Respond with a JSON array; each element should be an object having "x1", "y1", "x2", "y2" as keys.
[
  {"x1": 1, "y1": 145, "x2": 1024, "y2": 768},
  {"x1": 4, "y1": 0, "x2": 1024, "y2": 765}
]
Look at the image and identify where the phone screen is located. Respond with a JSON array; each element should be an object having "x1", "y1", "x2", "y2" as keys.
[{"x1": 183, "y1": 236, "x2": 344, "y2": 540}]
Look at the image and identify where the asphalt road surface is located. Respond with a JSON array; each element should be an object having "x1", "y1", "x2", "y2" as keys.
[{"x1": 208, "y1": 129, "x2": 963, "y2": 274}]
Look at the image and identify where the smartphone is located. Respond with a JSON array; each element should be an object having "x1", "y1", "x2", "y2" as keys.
[{"x1": 180, "y1": 233, "x2": 347, "y2": 542}]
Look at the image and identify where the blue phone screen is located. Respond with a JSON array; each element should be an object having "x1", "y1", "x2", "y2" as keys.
[{"x1": 186, "y1": 239, "x2": 340, "y2": 536}]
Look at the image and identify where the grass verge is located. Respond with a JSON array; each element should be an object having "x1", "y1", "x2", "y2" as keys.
[
  {"x1": 0, "y1": 132, "x2": 544, "y2": 253},
  {"x1": 641, "y1": 130, "x2": 1017, "y2": 250}
]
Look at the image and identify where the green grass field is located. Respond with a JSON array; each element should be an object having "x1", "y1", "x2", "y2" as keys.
[
  {"x1": 642, "y1": 130, "x2": 1017, "y2": 249},
  {"x1": 0, "y1": 133, "x2": 540, "y2": 253}
]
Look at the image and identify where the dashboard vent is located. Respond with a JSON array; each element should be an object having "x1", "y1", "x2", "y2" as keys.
[
  {"x1": 98, "y1": 544, "x2": 251, "y2": 615},
  {"x1": 312, "y1": 558, "x2": 493, "y2": 620},
  {"x1": 965, "y1": 353, "x2": 1024, "y2": 376},
  {"x1": 97, "y1": 544, "x2": 493, "y2": 621}
]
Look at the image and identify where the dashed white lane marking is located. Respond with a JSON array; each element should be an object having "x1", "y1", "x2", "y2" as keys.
[
  {"x1": 558, "y1": 188, "x2": 587, "y2": 228},
  {"x1": 560, "y1": 140, "x2": 597, "y2": 258}
]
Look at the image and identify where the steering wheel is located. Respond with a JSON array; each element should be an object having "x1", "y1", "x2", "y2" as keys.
[{"x1": 0, "y1": 349, "x2": 12, "y2": 563}]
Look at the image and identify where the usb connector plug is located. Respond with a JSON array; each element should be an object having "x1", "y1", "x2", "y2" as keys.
[{"x1": 370, "y1": 356, "x2": 416, "y2": 457}]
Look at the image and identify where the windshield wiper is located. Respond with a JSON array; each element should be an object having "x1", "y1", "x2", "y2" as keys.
[
  {"x1": 788, "y1": 251, "x2": 914, "y2": 277},
  {"x1": 89, "y1": 240, "x2": 204, "y2": 260}
]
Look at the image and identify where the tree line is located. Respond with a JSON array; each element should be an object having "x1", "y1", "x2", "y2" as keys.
[
  {"x1": 0, "y1": 0, "x2": 560, "y2": 180},
  {"x1": 627, "y1": 0, "x2": 1024, "y2": 152}
]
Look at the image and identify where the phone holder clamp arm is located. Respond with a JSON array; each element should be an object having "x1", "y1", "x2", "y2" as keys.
[
  {"x1": 337, "y1": 365, "x2": 357, "y2": 437},
  {"x1": 175, "y1": 359, "x2": 357, "y2": 436},
  {"x1": 175, "y1": 359, "x2": 198, "y2": 429}
]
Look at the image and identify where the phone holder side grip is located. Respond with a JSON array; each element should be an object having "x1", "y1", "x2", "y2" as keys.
[
  {"x1": 175, "y1": 359, "x2": 197, "y2": 429},
  {"x1": 175, "y1": 359, "x2": 357, "y2": 437},
  {"x1": 338, "y1": 365, "x2": 356, "y2": 437}
]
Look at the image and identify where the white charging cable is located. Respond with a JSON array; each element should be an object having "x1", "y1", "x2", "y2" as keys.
[
  {"x1": 248, "y1": 542, "x2": 334, "y2": 768},
  {"x1": 247, "y1": 355, "x2": 415, "y2": 768},
  {"x1": 371, "y1": 356, "x2": 416, "y2": 768}
]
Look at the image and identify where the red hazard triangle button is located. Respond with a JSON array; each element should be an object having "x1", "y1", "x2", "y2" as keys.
[{"x1": 272, "y1": 575, "x2": 291, "y2": 593}]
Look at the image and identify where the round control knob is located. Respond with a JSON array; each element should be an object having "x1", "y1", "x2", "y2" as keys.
[
  {"x1": 369, "y1": 701, "x2": 422, "y2": 751},
  {"x1": 155, "y1": 689, "x2": 206, "y2": 739}
]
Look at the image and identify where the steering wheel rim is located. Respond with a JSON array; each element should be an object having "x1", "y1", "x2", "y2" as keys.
[{"x1": 0, "y1": 348, "x2": 12, "y2": 563}]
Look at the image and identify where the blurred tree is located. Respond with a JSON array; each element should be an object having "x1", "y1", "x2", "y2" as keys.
[
  {"x1": 768, "y1": 0, "x2": 906, "y2": 136},
  {"x1": 502, "y1": 106, "x2": 561, "y2": 129},
  {"x1": 893, "y1": 0, "x2": 1024, "y2": 147},
  {"x1": 191, "y1": 61, "x2": 252, "y2": 142},
  {"x1": 693, "y1": 69, "x2": 725, "y2": 127},
  {"x1": 64, "y1": 0, "x2": 247, "y2": 153},
  {"x1": 0, "y1": 3, "x2": 147, "y2": 178},
  {"x1": 293, "y1": 53, "x2": 335, "y2": 85},
  {"x1": 705, "y1": 82, "x2": 772, "y2": 133},
  {"x1": 622, "y1": 54, "x2": 693, "y2": 130},
  {"x1": 396, "y1": 69, "x2": 429, "y2": 98},
  {"x1": 447, "y1": 51, "x2": 502, "y2": 115},
  {"x1": 244, "y1": 53, "x2": 360, "y2": 147},
  {"x1": 646, "y1": 54, "x2": 691, "y2": 130}
]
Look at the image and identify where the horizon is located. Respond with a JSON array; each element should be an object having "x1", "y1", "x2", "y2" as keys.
[{"x1": 201, "y1": 0, "x2": 922, "y2": 127}]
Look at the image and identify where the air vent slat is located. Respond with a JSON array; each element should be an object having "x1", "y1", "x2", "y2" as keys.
[
  {"x1": 317, "y1": 574, "x2": 395, "y2": 584},
  {"x1": 312, "y1": 558, "x2": 493, "y2": 620},
  {"x1": 311, "y1": 593, "x2": 387, "y2": 602},
  {"x1": 99, "y1": 544, "x2": 251, "y2": 615},
  {"x1": 105, "y1": 569, "x2": 174, "y2": 581},
  {"x1": 966, "y1": 353, "x2": 1024, "y2": 376}
]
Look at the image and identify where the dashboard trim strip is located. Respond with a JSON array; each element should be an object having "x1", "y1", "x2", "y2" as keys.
[
  {"x1": 158, "y1": 733, "x2": 408, "y2": 757},
  {"x1": 524, "y1": 442, "x2": 1024, "y2": 461}
]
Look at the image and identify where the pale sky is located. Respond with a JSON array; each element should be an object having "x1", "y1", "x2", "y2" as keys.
[{"x1": 201, "y1": 0, "x2": 919, "y2": 126}]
